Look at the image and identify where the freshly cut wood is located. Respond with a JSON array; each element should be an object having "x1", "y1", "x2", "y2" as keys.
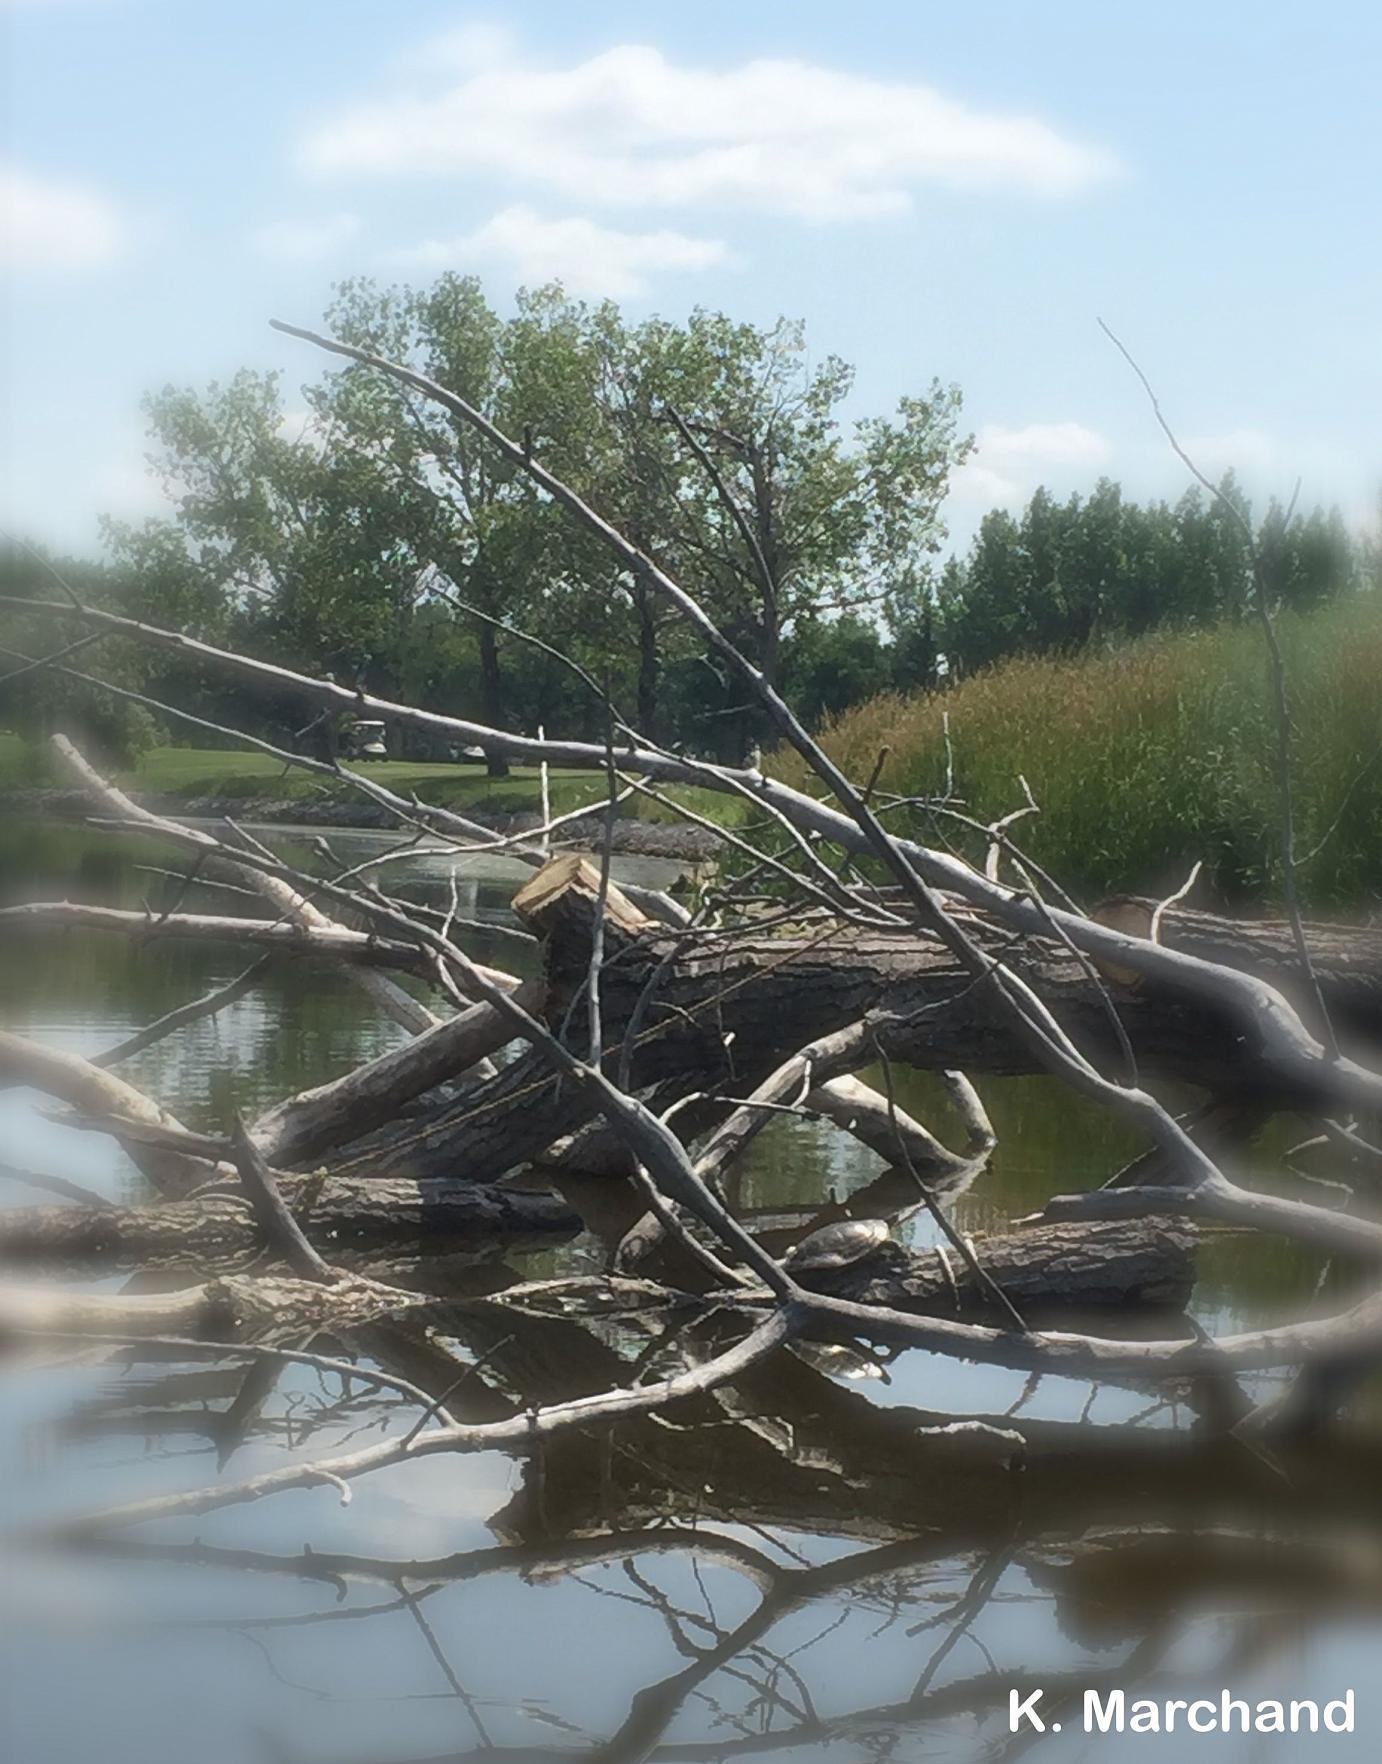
[{"x1": 512, "y1": 853, "x2": 654, "y2": 939}]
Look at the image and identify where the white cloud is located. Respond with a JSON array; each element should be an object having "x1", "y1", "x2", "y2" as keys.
[
  {"x1": 397, "y1": 205, "x2": 728, "y2": 297},
  {"x1": 0, "y1": 161, "x2": 123, "y2": 269},
  {"x1": 948, "y1": 461, "x2": 1026, "y2": 510},
  {"x1": 950, "y1": 420, "x2": 1112, "y2": 509},
  {"x1": 300, "y1": 40, "x2": 1117, "y2": 220},
  {"x1": 251, "y1": 211, "x2": 360, "y2": 262},
  {"x1": 976, "y1": 421, "x2": 1112, "y2": 466}
]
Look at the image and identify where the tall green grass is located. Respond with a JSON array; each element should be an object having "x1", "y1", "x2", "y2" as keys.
[{"x1": 773, "y1": 595, "x2": 1382, "y2": 908}]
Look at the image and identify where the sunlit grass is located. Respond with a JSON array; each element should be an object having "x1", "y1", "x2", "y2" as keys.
[
  {"x1": 771, "y1": 594, "x2": 1382, "y2": 906},
  {"x1": 0, "y1": 734, "x2": 746, "y2": 828}
]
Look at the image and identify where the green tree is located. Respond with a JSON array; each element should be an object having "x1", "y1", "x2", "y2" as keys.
[
  {"x1": 111, "y1": 281, "x2": 973, "y2": 762},
  {"x1": 781, "y1": 613, "x2": 889, "y2": 730}
]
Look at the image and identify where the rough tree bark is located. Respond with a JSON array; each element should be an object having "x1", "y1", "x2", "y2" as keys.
[{"x1": 352, "y1": 861, "x2": 1382, "y2": 1187}]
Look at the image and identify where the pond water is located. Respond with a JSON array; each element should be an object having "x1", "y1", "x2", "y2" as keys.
[{"x1": 1, "y1": 821, "x2": 1379, "y2": 1764}]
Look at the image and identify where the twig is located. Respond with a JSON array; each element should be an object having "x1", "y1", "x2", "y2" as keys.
[
  {"x1": 1100, "y1": 317, "x2": 1339, "y2": 1059},
  {"x1": 93, "y1": 957, "x2": 273, "y2": 1068}
]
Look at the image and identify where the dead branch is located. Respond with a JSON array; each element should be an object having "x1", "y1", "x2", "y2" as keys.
[
  {"x1": 0, "y1": 900, "x2": 439, "y2": 972},
  {"x1": 52, "y1": 733, "x2": 444, "y2": 1035},
  {"x1": 12, "y1": 582, "x2": 1377, "y2": 1119},
  {"x1": 0, "y1": 1027, "x2": 218, "y2": 1194}
]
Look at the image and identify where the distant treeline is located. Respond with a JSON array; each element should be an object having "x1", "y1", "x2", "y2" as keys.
[
  {"x1": 935, "y1": 476, "x2": 1366, "y2": 678},
  {"x1": 2, "y1": 473, "x2": 1371, "y2": 772},
  {"x1": 0, "y1": 278, "x2": 1374, "y2": 767}
]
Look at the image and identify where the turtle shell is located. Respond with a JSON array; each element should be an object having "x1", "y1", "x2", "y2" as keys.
[
  {"x1": 780, "y1": 1217, "x2": 891, "y2": 1272},
  {"x1": 788, "y1": 1339, "x2": 891, "y2": 1383}
]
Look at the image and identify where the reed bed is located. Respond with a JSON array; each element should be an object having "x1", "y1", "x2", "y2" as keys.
[{"x1": 773, "y1": 594, "x2": 1382, "y2": 907}]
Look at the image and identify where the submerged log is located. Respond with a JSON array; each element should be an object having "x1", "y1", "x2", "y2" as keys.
[{"x1": 0, "y1": 1176, "x2": 579, "y2": 1268}]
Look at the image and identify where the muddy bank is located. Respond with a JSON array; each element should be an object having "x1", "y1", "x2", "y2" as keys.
[{"x1": 2, "y1": 787, "x2": 721, "y2": 861}]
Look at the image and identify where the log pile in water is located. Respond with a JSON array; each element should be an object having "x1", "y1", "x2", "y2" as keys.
[{"x1": 363, "y1": 862, "x2": 1382, "y2": 1187}]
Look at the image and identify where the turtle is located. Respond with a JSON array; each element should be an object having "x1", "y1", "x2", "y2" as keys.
[
  {"x1": 787, "y1": 1338, "x2": 891, "y2": 1383},
  {"x1": 779, "y1": 1217, "x2": 893, "y2": 1273}
]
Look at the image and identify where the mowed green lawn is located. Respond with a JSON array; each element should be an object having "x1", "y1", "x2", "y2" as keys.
[
  {"x1": 135, "y1": 747, "x2": 618, "y2": 815},
  {"x1": 0, "y1": 733, "x2": 605, "y2": 812},
  {"x1": 0, "y1": 733, "x2": 744, "y2": 825}
]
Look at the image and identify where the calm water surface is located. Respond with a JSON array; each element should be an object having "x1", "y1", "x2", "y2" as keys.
[{"x1": 1, "y1": 822, "x2": 1378, "y2": 1763}]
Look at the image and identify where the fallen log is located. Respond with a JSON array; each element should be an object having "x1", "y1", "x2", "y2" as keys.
[
  {"x1": 1093, "y1": 895, "x2": 1382, "y2": 1043},
  {"x1": 0, "y1": 1176, "x2": 579, "y2": 1268},
  {"x1": 792, "y1": 1216, "x2": 1196, "y2": 1314},
  {"x1": 0, "y1": 1191, "x2": 1193, "y2": 1319},
  {"x1": 358, "y1": 861, "x2": 1382, "y2": 1186}
]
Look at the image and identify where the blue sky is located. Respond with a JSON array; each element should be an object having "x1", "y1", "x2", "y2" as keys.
[{"x1": 3, "y1": 0, "x2": 1380, "y2": 558}]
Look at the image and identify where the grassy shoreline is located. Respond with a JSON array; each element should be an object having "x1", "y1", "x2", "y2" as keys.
[
  {"x1": 771, "y1": 595, "x2": 1382, "y2": 908},
  {"x1": 6, "y1": 594, "x2": 1378, "y2": 903}
]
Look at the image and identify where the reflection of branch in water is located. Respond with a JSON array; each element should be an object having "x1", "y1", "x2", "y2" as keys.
[
  {"x1": 17, "y1": 1293, "x2": 1382, "y2": 1760},
  {"x1": 54, "y1": 1505, "x2": 1382, "y2": 1763},
  {"x1": 909, "y1": 1537, "x2": 1014, "y2": 1695},
  {"x1": 400, "y1": 1584, "x2": 493, "y2": 1749}
]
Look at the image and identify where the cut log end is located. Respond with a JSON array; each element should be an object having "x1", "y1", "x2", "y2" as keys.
[{"x1": 512, "y1": 854, "x2": 654, "y2": 939}]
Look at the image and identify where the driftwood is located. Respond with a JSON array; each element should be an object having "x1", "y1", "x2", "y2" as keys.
[
  {"x1": 356, "y1": 869, "x2": 1382, "y2": 1188},
  {"x1": 5, "y1": 314, "x2": 1382, "y2": 1566},
  {"x1": 0, "y1": 1176, "x2": 579, "y2": 1268}
]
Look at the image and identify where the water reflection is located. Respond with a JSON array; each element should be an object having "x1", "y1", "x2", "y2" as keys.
[{"x1": 2, "y1": 820, "x2": 1379, "y2": 1763}]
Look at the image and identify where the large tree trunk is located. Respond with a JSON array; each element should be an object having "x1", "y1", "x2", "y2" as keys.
[{"x1": 353, "y1": 864, "x2": 1382, "y2": 1187}]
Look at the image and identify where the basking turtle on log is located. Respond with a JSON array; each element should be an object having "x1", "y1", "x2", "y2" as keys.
[{"x1": 6, "y1": 323, "x2": 1382, "y2": 1542}]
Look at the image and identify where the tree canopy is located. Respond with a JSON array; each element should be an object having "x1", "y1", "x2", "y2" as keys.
[
  {"x1": 99, "y1": 279, "x2": 969, "y2": 766},
  {"x1": 3, "y1": 282, "x2": 1372, "y2": 767}
]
